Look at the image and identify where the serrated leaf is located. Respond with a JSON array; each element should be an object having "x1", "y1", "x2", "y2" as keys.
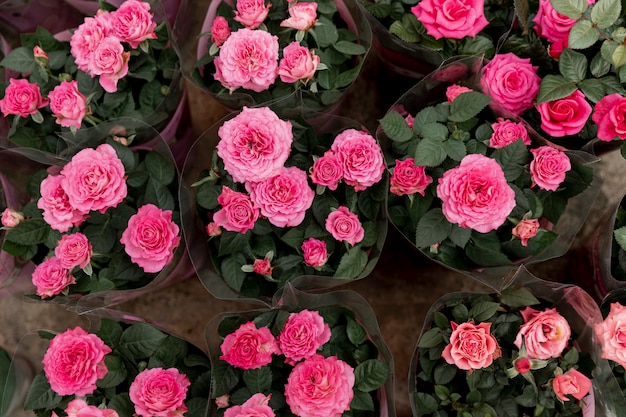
[
  {"x1": 559, "y1": 48, "x2": 588, "y2": 82},
  {"x1": 243, "y1": 367, "x2": 272, "y2": 392},
  {"x1": 613, "y1": 44, "x2": 626, "y2": 68},
  {"x1": 145, "y1": 151, "x2": 175, "y2": 185},
  {"x1": 354, "y1": 359, "x2": 390, "y2": 392},
  {"x1": 333, "y1": 247, "x2": 368, "y2": 278},
  {"x1": 351, "y1": 389, "x2": 375, "y2": 411},
  {"x1": 23, "y1": 372, "x2": 62, "y2": 410},
  {"x1": 568, "y1": 20, "x2": 600, "y2": 50},
  {"x1": 333, "y1": 40, "x2": 366, "y2": 55},
  {"x1": 468, "y1": 301, "x2": 500, "y2": 322},
  {"x1": 590, "y1": 0, "x2": 621, "y2": 29},
  {"x1": 578, "y1": 78, "x2": 605, "y2": 103},
  {"x1": 614, "y1": 225, "x2": 626, "y2": 251},
  {"x1": 414, "y1": 137, "x2": 447, "y2": 167},
  {"x1": 443, "y1": 138, "x2": 467, "y2": 161},
  {"x1": 433, "y1": 363, "x2": 456, "y2": 385},
  {"x1": 119, "y1": 323, "x2": 168, "y2": 358},
  {"x1": 4, "y1": 218, "x2": 50, "y2": 245},
  {"x1": 0, "y1": 47, "x2": 36, "y2": 72},
  {"x1": 449, "y1": 92, "x2": 491, "y2": 122},
  {"x1": 347, "y1": 316, "x2": 367, "y2": 345},
  {"x1": 493, "y1": 139, "x2": 529, "y2": 182},
  {"x1": 536, "y1": 75, "x2": 578, "y2": 104},
  {"x1": 499, "y1": 286, "x2": 540, "y2": 307},
  {"x1": 550, "y1": 0, "x2": 588, "y2": 18},
  {"x1": 379, "y1": 111, "x2": 414, "y2": 142},
  {"x1": 418, "y1": 327, "x2": 444, "y2": 348},
  {"x1": 415, "y1": 208, "x2": 452, "y2": 248}
]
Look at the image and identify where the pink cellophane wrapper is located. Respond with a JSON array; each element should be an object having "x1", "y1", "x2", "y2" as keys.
[{"x1": 62, "y1": 0, "x2": 182, "y2": 25}]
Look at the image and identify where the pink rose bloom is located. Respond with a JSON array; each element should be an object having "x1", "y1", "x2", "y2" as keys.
[
  {"x1": 280, "y1": 2, "x2": 318, "y2": 30},
  {"x1": 211, "y1": 16, "x2": 231, "y2": 47},
  {"x1": 480, "y1": 53, "x2": 541, "y2": 116},
  {"x1": 109, "y1": 0, "x2": 157, "y2": 49},
  {"x1": 214, "y1": 28, "x2": 279, "y2": 93},
  {"x1": 37, "y1": 174, "x2": 88, "y2": 232},
  {"x1": 225, "y1": 393, "x2": 275, "y2": 417},
  {"x1": 1, "y1": 208, "x2": 24, "y2": 227},
  {"x1": 48, "y1": 80, "x2": 88, "y2": 129},
  {"x1": 247, "y1": 166, "x2": 315, "y2": 228},
  {"x1": 220, "y1": 321, "x2": 279, "y2": 369},
  {"x1": 213, "y1": 186, "x2": 259, "y2": 233},
  {"x1": 233, "y1": 0, "x2": 271, "y2": 29},
  {"x1": 530, "y1": 146, "x2": 571, "y2": 191},
  {"x1": 405, "y1": 114, "x2": 414, "y2": 128},
  {"x1": 278, "y1": 42, "x2": 320, "y2": 84},
  {"x1": 42, "y1": 326, "x2": 111, "y2": 396},
  {"x1": 216, "y1": 394, "x2": 230, "y2": 408},
  {"x1": 217, "y1": 106, "x2": 292, "y2": 183},
  {"x1": 512, "y1": 218, "x2": 540, "y2": 246},
  {"x1": 489, "y1": 118, "x2": 531, "y2": 148},
  {"x1": 206, "y1": 221, "x2": 223, "y2": 237},
  {"x1": 285, "y1": 354, "x2": 355, "y2": 417},
  {"x1": 120, "y1": 204, "x2": 181, "y2": 273},
  {"x1": 532, "y1": 0, "x2": 594, "y2": 43},
  {"x1": 88, "y1": 36, "x2": 131, "y2": 93},
  {"x1": 0, "y1": 78, "x2": 49, "y2": 118},
  {"x1": 65, "y1": 399, "x2": 119, "y2": 417},
  {"x1": 301, "y1": 238, "x2": 328, "y2": 268},
  {"x1": 595, "y1": 302, "x2": 626, "y2": 368},
  {"x1": 70, "y1": 14, "x2": 111, "y2": 72},
  {"x1": 60, "y1": 143, "x2": 127, "y2": 214},
  {"x1": 552, "y1": 369, "x2": 592, "y2": 402},
  {"x1": 129, "y1": 367, "x2": 190, "y2": 417},
  {"x1": 390, "y1": 158, "x2": 433, "y2": 196},
  {"x1": 253, "y1": 257, "x2": 273, "y2": 276},
  {"x1": 537, "y1": 90, "x2": 592, "y2": 137},
  {"x1": 436, "y1": 154, "x2": 516, "y2": 233},
  {"x1": 325, "y1": 206, "x2": 364, "y2": 246},
  {"x1": 55, "y1": 232, "x2": 92, "y2": 270},
  {"x1": 32, "y1": 256, "x2": 76, "y2": 299},
  {"x1": 331, "y1": 129, "x2": 385, "y2": 191},
  {"x1": 410, "y1": 0, "x2": 488, "y2": 39},
  {"x1": 278, "y1": 310, "x2": 331, "y2": 365},
  {"x1": 445, "y1": 84, "x2": 473, "y2": 103},
  {"x1": 33, "y1": 45, "x2": 49, "y2": 62},
  {"x1": 592, "y1": 93, "x2": 626, "y2": 141},
  {"x1": 442, "y1": 321, "x2": 500, "y2": 371},
  {"x1": 310, "y1": 151, "x2": 343, "y2": 190},
  {"x1": 548, "y1": 37, "x2": 568, "y2": 60},
  {"x1": 514, "y1": 357, "x2": 531, "y2": 374},
  {"x1": 514, "y1": 306, "x2": 571, "y2": 360}
]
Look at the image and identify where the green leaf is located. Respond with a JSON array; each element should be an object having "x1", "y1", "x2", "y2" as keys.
[
  {"x1": 498, "y1": 286, "x2": 540, "y2": 308},
  {"x1": 590, "y1": 52, "x2": 611, "y2": 77},
  {"x1": 590, "y1": 0, "x2": 621, "y2": 29},
  {"x1": 97, "y1": 318, "x2": 124, "y2": 348},
  {"x1": 493, "y1": 140, "x2": 529, "y2": 182},
  {"x1": 243, "y1": 367, "x2": 272, "y2": 392},
  {"x1": 468, "y1": 301, "x2": 500, "y2": 322},
  {"x1": 4, "y1": 218, "x2": 50, "y2": 245},
  {"x1": 0, "y1": 47, "x2": 36, "y2": 72},
  {"x1": 333, "y1": 40, "x2": 367, "y2": 55},
  {"x1": 568, "y1": 20, "x2": 600, "y2": 50},
  {"x1": 350, "y1": 389, "x2": 375, "y2": 411},
  {"x1": 418, "y1": 327, "x2": 444, "y2": 348},
  {"x1": 145, "y1": 151, "x2": 175, "y2": 185},
  {"x1": 613, "y1": 44, "x2": 626, "y2": 68},
  {"x1": 449, "y1": 225, "x2": 472, "y2": 249},
  {"x1": 212, "y1": 360, "x2": 240, "y2": 397},
  {"x1": 466, "y1": 233, "x2": 511, "y2": 267},
  {"x1": 379, "y1": 111, "x2": 414, "y2": 142},
  {"x1": 142, "y1": 177, "x2": 175, "y2": 212},
  {"x1": 614, "y1": 226, "x2": 626, "y2": 251},
  {"x1": 433, "y1": 363, "x2": 456, "y2": 385},
  {"x1": 23, "y1": 372, "x2": 62, "y2": 410},
  {"x1": 196, "y1": 183, "x2": 221, "y2": 210},
  {"x1": 550, "y1": 0, "x2": 588, "y2": 18},
  {"x1": 333, "y1": 247, "x2": 368, "y2": 278},
  {"x1": 354, "y1": 359, "x2": 390, "y2": 392},
  {"x1": 578, "y1": 78, "x2": 605, "y2": 103},
  {"x1": 347, "y1": 316, "x2": 367, "y2": 346},
  {"x1": 414, "y1": 137, "x2": 447, "y2": 167},
  {"x1": 536, "y1": 75, "x2": 577, "y2": 104},
  {"x1": 96, "y1": 355, "x2": 127, "y2": 388},
  {"x1": 449, "y1": 91, "x2": 491, "y2": 122},
  {"x1": 220, "y1": 254, "x2": 248, "y2": 292},
  {"x1": 414, "y1": 392, "x2": 438, "y2": 415},
  {"x1": 415, "y1": 208, "x2": 452, "y2": 248},
  {"x1": 443, "y1": 138, "x2": 467, "y2": 161},
  {"x1": 559, "y1": 48, "x2": 588, "y2": 82},
  {"x1": 119, "y1": 323, "x2": 168, "y2": 358},
  {"x1": 421, "y1": 123, "x2": 449, "y2": 141}
]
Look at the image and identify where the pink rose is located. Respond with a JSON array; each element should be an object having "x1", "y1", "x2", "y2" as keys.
[
  {"x1": 405, "y1": 114, "x2": 414, "y2": 128},
  {"x1": 480, "y1": 53, "x2": 541, "y2": 116},
  {"x1": 390, "y1": 158, "x2": 433, "y2": 196},
  {"x1": 325, "y1": 206, "x2": 364, "y2": 246},
  {"x1": 514, "y1": 357, "x2": 531, "y2": 374},
  {"x1": 253, "y1": 257, "x2": 273, "y2": 276},
  {"x1": 280, "y1": 2, "x2": 318, "y2": 30},
  {"x1": 65, "y1": 399, "x2": 119, "y2": 417},
  {"x1": 120, "y1": 204, "x2": 181, "y2": 273},
  {"x1": 330, "y1": 129, "x2": 385, "y2": 191},
  {"x1": 211, "y1": 16, "x2": 231, "y2": 47},
  {"x1": 537, "y1": 90, "x2": 592, "y2": 137},
  {"x1": 489, "y1": 118, "x2": 531, "y2": 148},
  {"x1": 129, "y1": 367, "x2": 190, "y2": 417},
  {"x1": 595, "y1": 302, "x2": 626, "y2": 368},
  {"x1": 301, "y1": 238, "x2": 328, "y2": 268},
  {"x1": 247, "y1": 166, "x2": 315, "y2": 228},
  {"x1": 442, "y1": 321, "x2": 500, "y2": 371},
  {"x1": 37, "y1": 174, "x2": 88, "y2": 232},
  {"x1": 514, "y1": 307, "x2": 571, "y2": 360},
  {"x1": 552, "y1": 369, "x2": 592, "y2": 402},
  {"x1": 216, "y1": 394, "x2": 230, "y2": 408},
  {"x1": 285, "y1": 354, "x2": 355, "y2": 417},
  {"x1": 42, "y1": 326, "x2": 111, "y2": 396},
  {"x1": 592, "y1": 93, "x2": 626, "y2": 141},
  {"x1": 445, "y1": 84, "x2": 473, "y2": 103},
  {"x1": 213, "y1": 186, "x2": 259, "y2": 233},
  {"x1": 109, "y1": 0, "x2": 157, "y2": 49},
  {"x1": 60, "y1": 143, "x2": 127, "y2": 214},
  {"x1": 88, "y1": 36, "x2": 131, "y2": 93},
  {"x1": 70, "y1": 14, "x2": 111, "y2": 72},
  {"x1": 214, "y1": 28, "x2": 279, "y2": 93},
  {"x1": 1, "y1": 208, "x2": 24, "y2": 227},
  {"x1": 548, "y1": 38, "x2": 568, "y2": 60},
  {"x1": 225, "y1": 393, "x2": 275, "y2": 417},
  {"x1": 55, "y1": 232, "x2": 92, "y2": 270},
  {"x1": 48, "y1": 80, "x2": 88, "y2": 129},
  {"x1": 436, "y1": 153, "x2": 516, "y2": 233},
  {"x1": 512, "y1": 218, "x2": 540, "y2": 246},
  {"x1": 532, "y1": 0, "x2": 594, "y2": 43},
  {"x1": 310, "y1": 151, "x2": 343, "y2": 190},
  {"x1": 278, "y1": 310, "x2": 331, "y2": 365},
  {"x1": 530, "y1": 146, "x2": 571, "y2": 191},
  {"x1": 0, "y1": 78, "x2": 49, "y2": 118},
  {"x1": 410, "y1": 0, "x2": 488, "y2": 39},
  {"x1": 233, "y1": 0, "x2": 271, "y2": 29},
  {"x1": 31, "y1": 256, "x2": 76, "y2": 299},
  {"x1": 33, "y1": 45, "x2": 49, "y2": 67},
  {"x1": 217, "y1": 106, "x2": 292, "y2": 183},
  {"x1": 278, "y1": 42, "x2": 320, "y2": 84},
  {"x1": 220, "y1": 321, "x2": 279, "y2": 369},
  {"x1": 206, "y1": 221, "x2": 223, "y2": 237}
]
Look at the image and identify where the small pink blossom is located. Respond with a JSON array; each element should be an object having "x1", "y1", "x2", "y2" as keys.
[
  {"x1": 301, "y1": 238, "x2": 328, "y2": 268},
  {"x1": 514, "y1": 307, "x2": 571, "y2": 360},
  {"x1": 445, "y1": 84, "x2": 473, "y2": 103},
  {"x1": 325, "y1": 206, "x2": 364, "y2": 246},
  {"x1": 530, "y1": 146, "x2": 571, "y2": 191},
  {"x1": 65, "y1": 399, "x2": 119, "y2": 417},
  {"x1": 32, "y1": 257, "x2": 76, "y2": 299},
  {"x1": 109, "y1": 0, "x2": 157, "y2": 49},
  {"x1": 405, "y1": 114, "x2": 415, "y2": 128},
  {"x1": 33, "y1": 45, "x2": 49, "y2": 67},
  {"x1": 310, "y1": 151, "x2": 343, "y2": 190},
  {"x1": 129, "y1": 367, "x2": 190, "y2": 417},
  {"x1": 48, "y1": 80, "x2": 88, "y2": 129},
  {"x1": 233, "y1": 0, "x2": 271, "y2": 29},
  {"x1": 278, "y1": 42, "x2": 320, "y2": 84},
  {"x1": 489, "y1": 118, "x2": 531, "y2": 148},
  {"x1": 88, "y1": 36, "x2": 131, "y2": 93},
  {"x1": 1, "y1": 208, "x2": 24, "y2": 228},
  {"x1": 390, "y1": 158, "x2": 432, "y2": 196},
  {"x1": 224, "y1": 393, "x2": 274, "y2": 417},
  {"x1": 253, "y1": 257, "x2": 273, "y2": 276},
  {"x1": 220, "y1": 321, "x2": 279, "y2": 369},
  {"x1": 37, "y1": 174, "x2": 88, "y2": 232},
  {"x1": 206, "y1": 221, "x2": 223, "y2": 237},
  {"x1": 512, "y1": 218, "x2": 540, "y2": 246},
  {"x1": 55, "y1": 232, "x2": 92, "y2": 270},
  {"x1": 278, "y1": 309, "x2": 331, "y2": 365},
  {"x1": 280, "y1": 2, "x2": 318, "y2": 30},
  {"x1": 514, "y1": 357, "x2": 531, "y2": 374},
  {"x1": 548, "y1": 37, "x2": 568, "y2": 60},
  {"x1": 211, "y1": 16, "x2": 231, "y2": 47},
  {"x1": 0, "y1": 78, "x2": 49, "y2": 118},
  {"x1": 331, "y1": 129, "x2": 385, "y2": 191},
  {"x1": 552, "y1": 369, "x2": 592, "y2": 402},
  {"x1": 213, "y1": 186, "x2": 259, "y2": 233}
]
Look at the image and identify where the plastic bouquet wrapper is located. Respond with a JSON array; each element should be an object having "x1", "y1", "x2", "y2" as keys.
[
  {"x1": 0, "y1": 0, "x2": 85, "y2": 36},
  {"x1": 409, "y1": 265, "x2": 624, "y2": 417},
  {"x1": 0, "y1": 345, "x2": 33, "y2": 417},
  {"x1": 18, "y1": 308, "x2": 212, "y2": 417},
  {"x1": 204, "y1": 283, "x2": 395, "y2": 417},
  {"x1": 377, "y1": 55, "x2": 600, "y2": 291},
  {"x1": 171, "y1": 0, "x2": 372, "y2": 113},
  {"x1": 0, "y1": 118, "x2": 195, "y2": 313},
  {"x1": 180, "y1": 100, "x2": 388, "y2": 304},
  {"x1": 63, "y1": 0, "x2": 182, "y2": 26}
]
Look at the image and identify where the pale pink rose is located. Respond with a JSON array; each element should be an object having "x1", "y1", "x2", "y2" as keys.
[
  {"x1": 410, "y1": 0, "x2": 488, "y2": 39},
  {"x1": 595, "y1": 302, "x2": 626, "y2": 368},
  {"x1": 390, "y1": 158, "x2": 433, "y2": 196},
  {"x1": 109, "y1": 0, "x2": 157, "y2": 49},
  {"x1": 211, "y1": 16, "x2": 231, "y2": 47},
  {"x1": 310, "y1": 151, "x2": 343, "y2": 190},
  {"x1": 285, "y1": 354, "x2": 355, "y2": 417},
  {"x1": 37, "y1": 174, "x2": 88, "y2": 232},
  {"x1": 480, "y1": 53, "x2": 541, "y2": 116},
  {"x1": 48, "y1": 80, "x2": 88, "y2": 129},
  {"x1": 532, "y1": 0, "x2": 594, "y2": 43},
  {"x1": 213, "y1": 186, "x2": 259, "y2": 233},
  {"x1": 216, "y1": 394, "x2": 230, "y2": 408},
  {"x1": 489, "y1": 118, "x2": 531, "y2": 148},
  {"x1": 42, "y1": 326, "x2": 111, "y2": 396},
  {"x1": 233, "y1": 0, "x2": 271, "y2": 29},
  {"x1": 530, "y1": 146, "x2": 571, "y2": 191},
  {"x1": 537, "y1": 90, "x2": 592, "y2": 137},
  {"x1": 225, "y1": 393, "x2": 275, "y2": 417},
  {"x1": 592, "y1": 93, "x2": 626, "y2": 142},
  {"x1": 65, "y1": 399, "x2": 120, "y2": 417},
  {"x1": 253, "y1": 258, "x2": 273, "y2": 276},
  {"x1": 280, "y1": 2, "x2": 318, "y2": 30},
  {"x1": 120, "y1": 204, "x2": 181, "y2": 273},
  {"x1": 60, "y1": 143, "x2": 127, "y2": 214},
  {"x1": 514, "y1": 307, "x2": 571, "y2": 360},
  {"x1": 1, "y1": 208, "x2": 24, "y2": 227},
  {"x1": 55, "y1": 232, "x2": 92, "y2": 270},
  {"x1": 88, "y1": 36, "x2": 131, "y2": 93},
  {"x1": 278, "y1": 310, "x2": 331, "y2": 365},
  {"x1": 0, "y1": 78, "x2": 49, "y2": 118},
  {"x1": 247, "y1": 166, "x2": 315, "y2": 228},
  {"x1": 330, "y1": 129, "x2": 385, "y2": 191},
  {"x1": 445, "y1": 84, "x2": 473, "y2": 103},
  {"x1": 217, "y1": 106, "x2": 292, "y2": 183},
  {"x1": 301, "y1": 238, "x2": 328, "y2": 268},
  {"x1": 206, "y1": 221, "x2": 223, "y2": 237},
  {"x1": 552, "y1": 369, "x2": 592, "y2": 402},
  {"x1": 442, "y1": 321, "x2": 500, "y2": 371},
  {"x1": 70, "y1": 14, "x2": 111, "y2": 72},
  {"x1": 214, "y1": 28, "x2": 279, "y2": 93},
  {"x1": 436, "y1": 154, "x2": 516, "y2": 233},
  {"x1": 325, "y1": 206, "x2": 364, "y2": 246},
  {"x1": 278, "y1": 42, "x2": 320, "y2": 84},
  {"x1": 512, "y1": 218, "x2": 540, "y2": 246},
  {"x1": 220, "y1": 321, "x2": 279, "y2": 369},
  {"x1": 129, "y1": 367, "x2": 190, "y2": 417},
  {"x1": 32, "y1": 256, "x2": 76, "y2": 299}
]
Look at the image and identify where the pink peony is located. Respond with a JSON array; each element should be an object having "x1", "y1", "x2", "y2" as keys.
[
  {"x1": 436, "y1": 153, "x2": 516, "y2": 233},
  {"x1": 211, "y1": 16, "x2": 232, "y2": 47},
  {"x1": 595, "y1": 302, "x2": 626, "y2": 368},
  {"x1": 278, "y1": 310, "x2": 331, "y2": 364},
  {"x1": 55, "y1": 232, "x2": 92, "y2": 270},
  {"x1": 129, "y1": 367, "x2": 190, "y2": 417},
  {"x1": 278, "y1": 42, "x2": 320, "y2": 84},
  {"x1": 1, "y1": 208, "x2": 24, "y2": 227},
  {"x1": 31, "y1": 256, "x2": 76, "y2": 299},
  {"x1": 390, "y1": 158, "x2": 433, "y2": 196},
  {"x1": 233, "y1": 0, "x2": 271, "y2": 29},
  {"x1": 280, "y1": 2, "x2": 318, "y2": 30},
  {"x1": 514, "y1": 306, "x2": 571, "y2": 360},
  {"x1": 0, "y1": 78, "x2": 49, "y2": 118},
  {"x1": 489, "y1": 118, "x2": 531, "y2": 148},
  {"x1": 512, "y1": 218, "x2": 540, "y2": 247},
  {"x1": 592, "y1": 93, "x2": 626, "y2": 142},
  {"x1": 310, "y1": 151, "x2": 343, "y2": 190},
  {"x1": 88, "y1": 36, "x2": 131, "y2": 93},
  {"x1": 109, "y1": 0, "x2": 157, "y2": 49},
  {"x1": 537, "y1": 90, "x2": 592, "y2": 137},
  {"x1": 442, "y1": 321, "x2": 500, "y2": 371},
  {"x1": 330, "y1": 129, "x2": 385, "y2": 191},
  {"x1": 325, "y1": 205, "x2": 364, "y2": 246},
  {"x1": 70, "y1": 14, "x2": 111, "y2": 72},
  {"x1": 213, "y1": 186, "x2": 259, "y2": 233},
  {"x1": 445, "y1": 84, "x2": 473, "y2": 103},
  {"x1": 37, "y1": 174, "x2": 88, "y2": 232},
  {"x1": 42, "y1": 326, "x2": 111, "y2": 396},
  {"x1": 225, "y1": 393, "x2": 275, "y2": 417},
  {"x1": 220, "y1": 321, "x2": 279, "y2": 369},
  {"x1": 410, "y1": 0, "x2": 488, "y2": 40},
  {"x1": 532, "y1": 0, "x2": 594, "y2": 43},
  {"x1": 530, "y1": 146, "x2": 571, "y2": 191},
  {"x1": 65, "y1": 399, "x2": 119, "y2": 417},
  {"x1": 301, "y1": 238, "x2": 328, "y2": 268},
  {"x1": 552, "y1": 369, "x2": 592, "y2": 402},
  {"x1": 48, "y1": 80, "x2": 88, "y2": 129}
]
